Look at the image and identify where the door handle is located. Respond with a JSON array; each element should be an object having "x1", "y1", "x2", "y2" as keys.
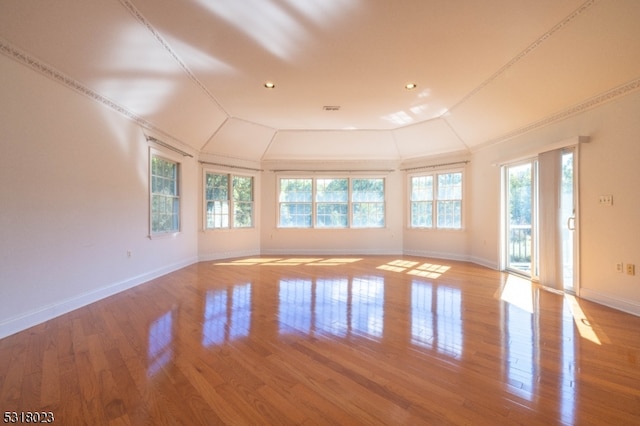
[{"x1": 567, "y1": 216, "x2": 575, "y2": 230}]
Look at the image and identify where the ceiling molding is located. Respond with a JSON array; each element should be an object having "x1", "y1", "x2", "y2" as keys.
[
  {"x1": 478, "y1": 77, "x2": 640, "y2": 149},
  {"x1": 447, "y1": 0, "x2": 597, "y2": 115},
  {"x1": 117, "y1": 0, "x2": 228, "y2": 116},
  {"x1": 0, "y1": 37, "x2": 187, "y2": 150}
]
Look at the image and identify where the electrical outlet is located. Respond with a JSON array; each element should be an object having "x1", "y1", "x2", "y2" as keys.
[
  {"x1": 627, "y1": 264, "x2": 635, "y2": 276},
  {"x1": 616, "y1": 262, "x2": 624, "y2": 273},
  {"x1": 598, "y1": 195, "x2": 613, "y2": 206}
]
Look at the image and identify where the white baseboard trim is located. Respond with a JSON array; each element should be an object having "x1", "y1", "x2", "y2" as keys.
[
  {"x1": 403, "y1": 249, "x2": 468, "y2": 262},
  {"x1": 467, "y1": 256, "x2": 500, "y2": 271},
  {"x1": 580, "y1": 288, "x2": 640, "y2": 317},
  {"x1": 0, "y1": 256, "x2": 199, "y2": 340},
  {"x1": 199, "y1": 249, "x2": 261, "y2": 262},
  {"x1": 261, "y1": 248, "x2": 403, "y2": 256}
]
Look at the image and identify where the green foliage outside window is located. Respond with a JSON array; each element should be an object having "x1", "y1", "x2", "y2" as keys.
[
  {"x1": 205, "y1": 173, "x2": 253, "y2": 229},
  {"x1": 151, "y1": 156, "x2": 179, "y2": 233}
]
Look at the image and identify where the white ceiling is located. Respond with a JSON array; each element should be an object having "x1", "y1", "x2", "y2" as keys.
[{"x1": 1, "y1": 0, "x2": 639, "y2": 162}]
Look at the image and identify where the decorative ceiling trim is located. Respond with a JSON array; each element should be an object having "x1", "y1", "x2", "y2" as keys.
[
  {"x1": 481, "y1": 77, "x2": 640, "y2": 148},
  {"x1": 0, "y1": 38, "x2": 189, "y2": 150},
  {"x1": 118, "y1": 0, "x2": 229, "y2": 116},
  {"x1": 448, "y1": 0, "x2": 597, "y2": 114}
]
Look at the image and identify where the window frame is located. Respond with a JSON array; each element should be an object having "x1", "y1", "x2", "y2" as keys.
[
  {"x1": 149, "y1": 148, "x2": 182, "y2": 238},
  {"x1": 408, "y1": 169, "x2": 464, "y2": 230},
  {"x1": 278, "y1": 177, "x2": 313, "y2": 229},
  {"x1": 203, "y1": 169, "x2": 255, "y2": 230},
  {"x1": 277, "y1": 175, "x2": 386, "y2": 229}
]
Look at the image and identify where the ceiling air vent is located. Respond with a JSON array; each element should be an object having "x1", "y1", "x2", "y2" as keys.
[{"x1": 323, "y1": 105, "x2": 341, "y2": 111}]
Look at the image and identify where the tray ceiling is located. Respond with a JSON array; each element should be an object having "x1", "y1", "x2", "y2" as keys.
[{"x1": 1, "y1": 0, "x2": 639, "y2": 161}]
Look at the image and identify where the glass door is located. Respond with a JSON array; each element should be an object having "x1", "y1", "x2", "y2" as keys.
[
  {"x1": 505, "y1": 161, "x2": 537, "y2": 277},
  {"x1": 560, "y1": 149, "x2": 576, "y2": 292}
]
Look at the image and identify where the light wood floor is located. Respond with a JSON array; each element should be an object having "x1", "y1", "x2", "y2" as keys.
[{"x1": 1, "y1": 256, "x2": 640, "y2": 425}]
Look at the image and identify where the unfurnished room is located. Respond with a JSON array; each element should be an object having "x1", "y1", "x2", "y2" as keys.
[{"x1": 1, "y1": 0, "x2": 640, "y2": 424}]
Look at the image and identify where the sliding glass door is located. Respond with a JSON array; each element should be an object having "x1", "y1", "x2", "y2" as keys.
[
  {"x1": 502, "y1": 147, "x2": 579, "y2": 292},
  {"x1": 505, "y1": 161, "x2": 537, "y2": 277},
  {"x1": 560, "y1": 149, "x2": 576, "y2": 292}
]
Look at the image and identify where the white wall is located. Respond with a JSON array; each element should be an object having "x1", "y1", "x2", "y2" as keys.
[
  {"x1": 0, "y1": 55, "x2": 199, "y2": 338},
  {"x1": 468, "y1": 90, "x2": 640, "y2": 315}
]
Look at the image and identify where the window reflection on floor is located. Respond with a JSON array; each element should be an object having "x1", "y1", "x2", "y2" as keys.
[
  {"x1": 411, "y1": 281, "x2": 463, "y2": 359},
  {"x1": 202, "y1": 283, "x2": 252, "y2": 347},
  {"x1": 561, "y1": 298, "x2": 576, "y2": 425},
  {"x1": 505, "y1": 302, "x2": 537, "y2": 401},
  {"x1": 352, "y1": 276, "x2": 384, "y2": 338},
  {"x1": 279, "y1": 278, "x2": 313, "y2": 334},
  {"x1": 278, "y1": 276, "x2": 385, "y2": 339},
  {"x1": 148, "y1": 310, "x2": 174, "y2": 377},
  {"x1": 316, "y1": 278, "x2": 349, "y2": 337}
]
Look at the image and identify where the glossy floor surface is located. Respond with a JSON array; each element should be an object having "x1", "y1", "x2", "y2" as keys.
[{"x1": 1, "y1": 256, "x2": 640, "y2": 425}]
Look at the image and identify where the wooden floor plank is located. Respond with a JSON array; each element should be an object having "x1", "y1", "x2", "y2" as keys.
[{"x1": 1, "y1": 255, "x2": 640, "y2": 424}]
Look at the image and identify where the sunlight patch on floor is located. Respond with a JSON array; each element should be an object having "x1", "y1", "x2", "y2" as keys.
[
  {"x1": 306, "y1": 258, "x2": 363, "y2": 266},
  {"x1": 499, "y1": 274, "x2": 533, "y2": 313},
  {"x1": 214, "y1": 258, "x2": 282, "y2": 266},
  {"x1": 377, "y1": 260, "x2": 451, "y2": 278},
  {"x1": 215, "y1": 257, "x2": 363, "y2": 266},
  {"x1": 408, "y1": 263, "x2": 451, "y2": 279},
  {"x1": 564, "y1": 294, "x2": 604, "y2": 345},
  {"x1": 262, "y1": 258, "x2": 324, "y2": 266}
]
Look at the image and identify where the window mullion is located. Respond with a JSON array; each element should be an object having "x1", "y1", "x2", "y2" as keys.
[
  {"x1": 432, "y1": 175, "x2": 437, "y2": 228},
  {"x1": 348, "y1": 177, "x2": 352, "y2": 228},
  {"x1": 228, "y1": 174, "x2": 233, "y2": 229},
  {"x1": 312, "y1": 178, "x2": 317, "y2": 228}
]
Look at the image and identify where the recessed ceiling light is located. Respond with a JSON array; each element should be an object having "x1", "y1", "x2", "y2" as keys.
[
  {"x1": 264, "y1": 81, "x2": 275, "y2": 89},
  {"x1": 405, "y1": 83, "x2": 417, "y2": 90}
]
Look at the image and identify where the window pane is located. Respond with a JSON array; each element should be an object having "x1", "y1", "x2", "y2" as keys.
[
  {"x1": 233, "y1": 176, "x2": 253, "y2": 202},
  {"x1": 316, "y1": 179, "x2": 348, "y2": 202},
  {"x1": 437, "y1": 173, "x2": 462, "y2": 200},
  {"x1": 411, "y1": 201, "x2": 433, "y2": 227},
  {"x1": 317, "y1": 203, "x2": 348, "y2": 228},
  {"x1": 352, "y1": 178, "x2": 384, "y2": 202},
  {"x1": 151, "y1": 156, "x2": 179, "y2": 233},
  {"x1": 207, "y1": 201, "x2": 229, "y2": 228},
  {"x1": 352, "y1": 179, "x2": 384, "y2": 228},
  {"x1": 353, "y1": 202, "x2": 385, "y2": 228},
  {"x1": 233, "y1": 176, "x2": 253, "y2": 228},
  {"x1": 205, "y1": 173, "x2": 229, "y2": 229},
  {"x1": 411, "y1": 176, "x2": 433, "y2": 201},
  {"x1": 279, "y1": 179, "x2": 312, "y2": 227},
  {"x1": 279, "y1": 203, "x2": 312, "y2": 228},
  {"x1": 279, "y1": 179, "x2": 312, "y2": 202},
  {"x1": 234, "y1": 201, "x2": 253, "y2": 228},
  {"x1": 206, "y1": 174, "x2": 228, "y2": 201},
  {"x1": 437, "y1": 200, "x2": 461, "y2": 229}
]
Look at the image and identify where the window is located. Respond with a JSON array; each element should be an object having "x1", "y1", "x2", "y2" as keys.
[
  {"x1": 352, "y1": 178, "x2": 385, "y2": 228},
  {"x1": 278, "y1": 177, "x2": 385, "y2": 228},
  {"x1": 205, "y1": 172, "x2": 254, "y2": 229},
  {"x1": 151, "y1": 155, "x2": 180, "y2": 234},
  {"x1": 233, "y1": 176, "x2": 254, "y2": 228},
  {"x1": 410, "y1": 175, "x2": 433, "y2": 227},
  {"x1": 436, "y1": 172, "x2": 462, "y2": 228},
  {"x1": 279, "y1": 178, "x2": 312, "y2": 228},
  {"x1": 410, "y1": 171, "x2": 462, "y2": 229},
  {"x1": 316, "y1": 178, "x2": 348, "y2": 228},
  {"x1": 205, "y1": 173, "x2": 229, "y2": 228}
]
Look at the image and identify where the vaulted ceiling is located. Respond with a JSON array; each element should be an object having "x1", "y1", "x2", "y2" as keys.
[{"x1": 1, "y1": 0, "x2": 639, "y2": 162}]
